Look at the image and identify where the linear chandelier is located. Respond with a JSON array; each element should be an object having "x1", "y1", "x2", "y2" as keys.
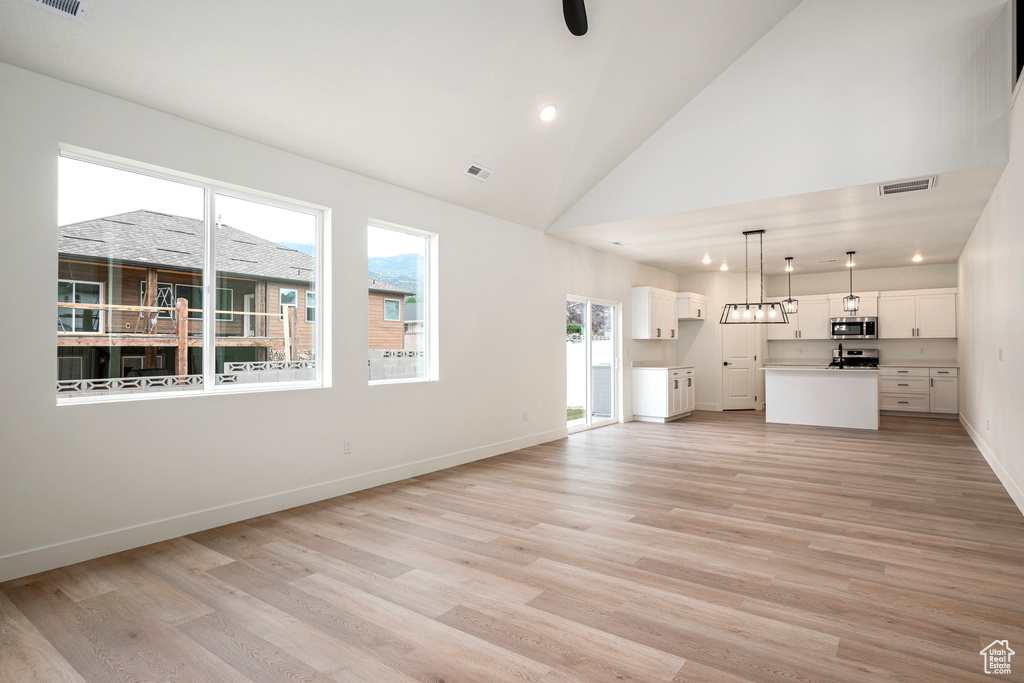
[{"x1": 720, "y1": 230, "x2": 789, "y2": 324}]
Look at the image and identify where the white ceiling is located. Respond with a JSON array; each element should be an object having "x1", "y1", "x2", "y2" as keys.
[
  {"x1": 0, "y1": 0, "x2": 799, "y2": 230},
  {"x1": 0, "y1": 0, "x2": 1005, "y2": 277},
  {"x1": 547, "y1": 164, "x2": 1006, "y2": 275}
]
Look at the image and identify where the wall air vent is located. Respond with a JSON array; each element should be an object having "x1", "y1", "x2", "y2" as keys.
[
  {"x1": 878, "y1": 176, "x2": 936, "y2": 196},
  {"x1": 816, "y1": 258, "x2": 838, "y2": 263},
  {"x1": 464, "y1": 164, "x2": 494, "y2": 182},
  {"x1": 19, "y1": 0, "x2": 87, "y2": 21}
]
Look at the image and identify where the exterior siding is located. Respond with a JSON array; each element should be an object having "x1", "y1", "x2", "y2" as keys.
[{"x1": 368, "y1": 291, "x2": 404, "y2": 349}]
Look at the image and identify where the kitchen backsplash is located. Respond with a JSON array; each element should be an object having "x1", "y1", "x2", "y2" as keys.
[{"x1": 766, "y1": 338, "x2": 957, "y2": 363}]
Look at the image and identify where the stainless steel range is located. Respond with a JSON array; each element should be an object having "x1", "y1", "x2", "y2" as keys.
[{"x1": 828, "y1": 348, "x2": 879, "y2": 369}]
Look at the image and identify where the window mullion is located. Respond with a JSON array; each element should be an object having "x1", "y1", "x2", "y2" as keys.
[{"x1": 202, "y1": 188, "x2": 217, "y2": 389}]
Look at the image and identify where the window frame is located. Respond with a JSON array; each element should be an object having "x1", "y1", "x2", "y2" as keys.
[
  {"x1": 306, "y1": 291, "x2": 315, "y2": 322},
  {"x1": 139, "y1": 281, "x2": 175, "y2": 319},
  {"x1": 57, "y1": 145, "x2": 329, "y2": 405},
  {"x1": 57, "y1": 279, "x2": 105, "y2": 334},
  {"x1": 382, "y1": 297, "x2": 401, "y2": 322},
  {"x1": 367, "y1": 220, "x2": 438, "y2": 386},
  {"x1": 279, "y1": 287, "x2": 298, "y2": 321}
]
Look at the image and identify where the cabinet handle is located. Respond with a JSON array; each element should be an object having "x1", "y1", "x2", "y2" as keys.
[
  {"x1": 697, "y1": 309, "x2": 701, "y2": 317},
  {"x1": 671, "y1": 330, "x2": 675, "y2": 338},
  {"x1": 898, "y1": 383, "x2": 909, "y2": 386},
  {"x1": 687, "y1": 378, "x2": 692, "y2": 387},
  {"x1": 897, "y1": 370, "x2": 909, "y2": 374},
  {"x1": 930, "y1": 378, "x2": 934, "y2": 387},
  {"x1": 656, "y1": 328, "x2": 661, "y2": 337},
  {"x1": 938, "y1": 371, "x2": 949, "y2": 374},
  {"x1": 898, "y1": 401, "x2": 909, "y2": 404},
  {"x1": 674, "y1": 380, "x2": 678, "y2": 389}
]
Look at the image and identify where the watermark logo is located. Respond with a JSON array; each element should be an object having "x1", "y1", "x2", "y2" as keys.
[{"x1": 980, "y1": 640, "x2": 1014, "y2": 675}]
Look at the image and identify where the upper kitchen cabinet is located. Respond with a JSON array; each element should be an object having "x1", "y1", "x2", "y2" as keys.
[
  {"x1": 878, "y1": 289, "x2": 956, "y2": 339},
  {"x1": 631, "y1": 286, "x2": 678, "y2": 340},
  {"x1": 765, "y1": 295, "x2": 829, "y2": 340},
  {"x1": 828, "y1": 292, "x2": 878, "y2": 318},
  {"x1": 677, "y1": 292, "x2": 707, "y2": 321}
]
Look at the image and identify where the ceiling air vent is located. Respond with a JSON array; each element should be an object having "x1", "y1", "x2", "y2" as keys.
[
  {"x1": 20, "y1": 0, "x2": 86, "y2": 21},
  {"x1": 878, "y1": 176, "x2": 936, "y2": 196},
  {"x1": 464, "y1": 164, "x2": 494, "y2": 182}
]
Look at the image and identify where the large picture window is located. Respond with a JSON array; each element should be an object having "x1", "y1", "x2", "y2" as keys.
[
  {"x1": 368, "y1": 223, "x2": 436, "y2": 383},
  {"x1": 57, "y1": 149, "x2": 324, "y2": 402}
]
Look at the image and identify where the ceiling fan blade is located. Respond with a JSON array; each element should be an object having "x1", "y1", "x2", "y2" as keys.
[{"x1": 563, "y1": 0, "x2": 588, "y2": 36}]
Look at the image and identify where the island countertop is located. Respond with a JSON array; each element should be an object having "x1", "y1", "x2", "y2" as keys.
[{"x1": 763, "y1": 365, "x2": 879, "y2": 430}]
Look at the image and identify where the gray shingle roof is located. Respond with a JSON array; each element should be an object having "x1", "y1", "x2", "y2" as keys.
[
  {"x1": 368, "y1": 278, "x2": 413, "y2": 296},
  {"x1": 59, "y1": 210, "x2": 315, "y2": 283}
]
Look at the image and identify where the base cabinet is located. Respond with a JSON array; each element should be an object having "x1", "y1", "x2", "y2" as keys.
[
  {"x1": 633, "y1": 367, "x2": 694, "y2": 422},
  {"x1": 879, "y1": 366, "x2": 957, "y2": 415},
  {"x1": 929, "y1": 368, "x2": 958, "y2": 414}
]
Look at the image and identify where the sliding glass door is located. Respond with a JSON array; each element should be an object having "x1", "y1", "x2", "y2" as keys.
[{"x1": 566, "y1": 296, "x2": 619, "y2": 432}]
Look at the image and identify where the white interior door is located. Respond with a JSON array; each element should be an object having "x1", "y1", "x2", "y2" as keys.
[{"x1": 722, "y1": 323, "x2": 757, "y2": 410}]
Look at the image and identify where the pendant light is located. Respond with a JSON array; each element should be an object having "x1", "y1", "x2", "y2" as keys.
[
  {"x1": 720, "y1": 230, "x2": 789, "y2": 325},
  {"x1": 782, "y1": 257, "x2": 799, "y2": 314},
  {"x1": 843, "y1": 251, "x2": 860, "y2": 313}
]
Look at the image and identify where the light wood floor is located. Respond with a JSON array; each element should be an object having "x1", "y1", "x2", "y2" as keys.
[{"x1": 3, "y1": 411, "x2": 1024, "y2": 682}]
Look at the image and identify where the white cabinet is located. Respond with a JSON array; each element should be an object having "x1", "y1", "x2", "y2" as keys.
[
  {"x1": 677, "y1": 292, "x2": 707, "y2": 321},
  {"x1": 929, "y1": 368, "x2": 958, "y2": 414},
  {"x1": 828, "y1": 292, "x2": 878, "y2": 318},
  {"x1": 879, "y1": 366, "x2": 958, "y2": 414},
  {"x1": 632, "y1": 287, "x2": 677, "y2": 340},
  {"x1": 878, "y1": 289, "x2": 956, "y2": 339},
  {"x1": 633, "y1": 366, "x2": 694, "y2": 422},
  {"x1": 766, "y1": 295, "x2": 830, "y2": 340}
]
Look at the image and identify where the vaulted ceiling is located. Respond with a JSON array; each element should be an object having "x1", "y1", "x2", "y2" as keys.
[
  {"x1": 0, "y1": 0, "x2": 1010, "y2": 276},
  {"x1": 0, "y1": 0, "x2": 799, "y2": 229}
]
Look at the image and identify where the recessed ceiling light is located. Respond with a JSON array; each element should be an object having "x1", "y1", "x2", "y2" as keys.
[
  {"x1": 720, "y1": 263, "x2": 729, "y2": 271},
  {"x1": 912, "y1": 255, "x2": 923, "y2": 262},
  {"x1": 539, "y1": 105, "x2": 557, "y2": 122},
  {"x1": 702, "y1": 255, "x2": 711, "y2": 264},
  {"x1": 610, "y1": 241, "x2": 627, "y2": 247}
]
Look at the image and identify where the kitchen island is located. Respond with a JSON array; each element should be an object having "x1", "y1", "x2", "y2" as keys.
[{"x1": 762, "y1": 366, "x2": 879, "y2": 430}]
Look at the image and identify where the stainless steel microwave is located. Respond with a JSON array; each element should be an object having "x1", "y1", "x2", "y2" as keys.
[{"x1": 830, "y1": 317, "x2": 877, "y2": 340}]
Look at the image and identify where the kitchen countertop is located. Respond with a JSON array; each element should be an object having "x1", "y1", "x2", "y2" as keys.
[
  {"x1": 763, "y1": 359, "x2": 958, "y2": 368},
  {"x1": 631, "y1": 361, "x2": 693, "y2": 369},
  {"x1": 761, "y1": 366, "x2": 879, "y2": 372}
]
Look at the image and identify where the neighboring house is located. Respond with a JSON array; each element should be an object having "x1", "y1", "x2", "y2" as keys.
[
  {"x1": 368, "y1": 278, "x2": 413, "y2": 350},
  {"x1": 57, "y1": 210, "x2": 315, "y2": 380},
  {"x1": 403, "y1": 300, "x2": 424, "y2": 351}
]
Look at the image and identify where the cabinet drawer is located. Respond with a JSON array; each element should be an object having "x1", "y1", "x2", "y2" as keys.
[
  {"x1": 880, "y1": 394, "x2": 930, "y2": 411},
  {"x1": 929, "y1": 367, "x2": 958, "y2": 378},
  {"x1": 880, "y1": 367, "x2": 929, "y2": 378},
  {"x1": 880, "y1": 377, "x2": 929, "y2": 393},
  {"x1": 670, "y1": 370, "x2": 683, "y2": 378}
]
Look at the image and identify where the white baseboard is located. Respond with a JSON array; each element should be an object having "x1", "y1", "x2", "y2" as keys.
[
  {"x1": 696, "y1": 402, "x2": 719, "y2": 411},
  {"x1": 960, "y1": 414, "x2": 1024, "y2": 517},
  {"x1": 0, "y1": 428, "x2": 567, "y2": 583}
]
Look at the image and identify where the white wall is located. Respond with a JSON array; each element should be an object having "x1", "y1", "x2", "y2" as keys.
[
  {"x1": 957, "y1": 86, "x2": 1024, "y2": 515},
  {"x1": 766, "y1": 264, "x2": 957, "y2": 298},
  {"x1": 551, "y1": 0, "x2": 1009, "y2": 231},
  {"x1": 0, "y1": 62, "x2": 679, "y2": 581}
]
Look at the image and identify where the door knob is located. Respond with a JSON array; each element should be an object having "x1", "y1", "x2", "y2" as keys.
[{"x1": 723, "y1": 362, "x2": 730, "y2": 366}]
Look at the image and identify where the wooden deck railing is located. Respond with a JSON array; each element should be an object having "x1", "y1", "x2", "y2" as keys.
[{"x1": 57, "y1": 298, "x2": 300, "y2": 375}]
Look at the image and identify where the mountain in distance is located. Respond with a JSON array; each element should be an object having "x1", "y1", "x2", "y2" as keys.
[{"x1": 369, "y1": 252, "x2": 423, "y2": 300}]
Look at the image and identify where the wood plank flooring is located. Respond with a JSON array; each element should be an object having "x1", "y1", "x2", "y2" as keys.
[{"x1": 3, "y1": 411, "x2": 1024, "y2": 682}]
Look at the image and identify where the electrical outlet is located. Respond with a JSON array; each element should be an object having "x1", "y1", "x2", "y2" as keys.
[
  {"x1": 522, "y1": 411, "x2": 528, "y2": 422},
  {"x1": 920, "y1": 347, "x2": 925, "y2": 354},
  {"x1": 999, "y1": 348, "x2": 1003, "y2": 361},
  {"x1": 343, "y1": 439, "x2": 352, "y2": 454},
  {"x1": 986, "y1": 420, "x2": 990, "y2": 431}
]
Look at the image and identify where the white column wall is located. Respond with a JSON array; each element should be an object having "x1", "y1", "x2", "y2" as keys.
[
  {"x1": 957, "y1": 87, "x2": 1024, "y2": 516},
  {"x1": 0, "y1": 62, "x2": 678, "y2": 580}
]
